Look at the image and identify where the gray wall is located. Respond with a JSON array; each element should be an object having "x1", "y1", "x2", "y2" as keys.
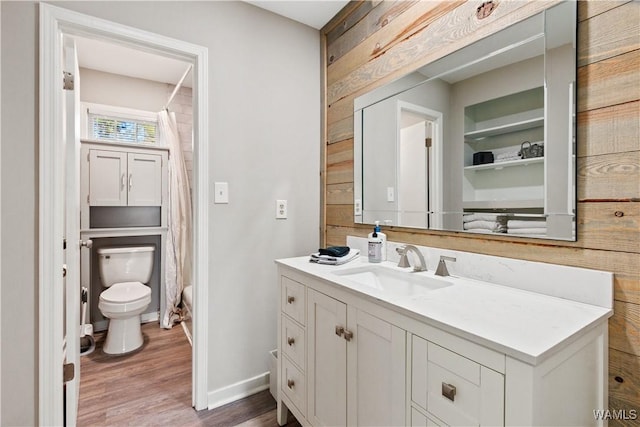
[{"x1": 1, "y1": 1, "x2": 320, "y2": 424}]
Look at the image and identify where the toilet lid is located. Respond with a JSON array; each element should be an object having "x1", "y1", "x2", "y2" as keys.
[{"x1": 100, "y1": 281, "x2": 150, "y2": 303}]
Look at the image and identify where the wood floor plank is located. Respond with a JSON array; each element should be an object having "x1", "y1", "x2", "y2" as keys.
[{"x1": 77, "y1": 322, "x2": 300, "y2": 426}]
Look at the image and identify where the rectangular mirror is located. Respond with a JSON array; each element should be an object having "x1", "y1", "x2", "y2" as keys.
[{"x1": 354, "y1": 2, "x2": 576, "y2": 241}]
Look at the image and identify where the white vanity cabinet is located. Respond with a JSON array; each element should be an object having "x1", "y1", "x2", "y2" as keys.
[
  {"x1": 88, "y1": 148, "x2": 163, "y2": 206},
  {"x1": 279, "y1": 273, "x2": 405, "y2": 427},
  {"x1": 276, "y1": 255, "x2": 611, "y2": 427},
  {"x1": 306, "y1": 288, "x2": 406, "y2": 427}
]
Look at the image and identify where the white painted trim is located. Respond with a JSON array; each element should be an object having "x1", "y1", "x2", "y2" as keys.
[
  {"x1": 208, "y1": 372, "x2": 270, "y2": 410},
  {"x1": 395, "y1": 101, "x2": 444, "y2": 229},
  {"x1": 0, "y1": 2, "x2": 3, "y2": 419},
  {"x1": 39, "y1": 5, "x2": 210, "y2": 424}
]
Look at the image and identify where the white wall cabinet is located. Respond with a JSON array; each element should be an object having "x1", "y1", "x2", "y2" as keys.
[
  {"x1": 89, "y1": 149, "x2": 162, "y2": 206},
  {"x1": 276, "y1": 260, "x2": 608, "y2": 427}
]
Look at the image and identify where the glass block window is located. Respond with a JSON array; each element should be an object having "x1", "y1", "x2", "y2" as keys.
[{"x1": 89, "y1": 113, "x2": 157, "y2": 144}]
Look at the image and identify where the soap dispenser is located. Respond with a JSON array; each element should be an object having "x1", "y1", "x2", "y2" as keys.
[
  {"x1": 368, "y1": 221, "x2": 387, "y2": 263},
  {"x1": 368, "y1": 225, "x2": 382, "y2": 263}
]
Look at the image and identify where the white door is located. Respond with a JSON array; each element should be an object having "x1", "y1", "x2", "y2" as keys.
[
  {"x1": 89, "y1": 149, "x2": 127, "y2": 206},
  {"x1": 63, "y1": 35, "x2": 81, "y2": 427},
  {"x1": 346, "y1": 308, "x2": 406, "y2": 426},
  {"x1": 307, "y1": 289, "x2": 347, "y2": 426},
  {"x1": 127, "y1": 152, "x2": 162, "y2": 206}
]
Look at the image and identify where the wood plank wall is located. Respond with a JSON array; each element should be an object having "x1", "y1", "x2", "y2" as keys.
[{"x1": 321, "y1": 0, "x2": 640, "y2": 419}]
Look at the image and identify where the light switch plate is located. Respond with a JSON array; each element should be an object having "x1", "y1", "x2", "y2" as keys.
[
  {"x1": 387, "y1": 187, "x2": 395, "y2": 202},
  {"x1": 276, "y1": 199, "x2": 287, "y2": 219},
  {"x1": 214, "y1": 182, "x2": 229, "y2": 204}
]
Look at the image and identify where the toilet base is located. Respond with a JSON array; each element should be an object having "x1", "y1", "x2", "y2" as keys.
[{"x1": 103, "y1": 314, "x2": 144, "y2": 355}]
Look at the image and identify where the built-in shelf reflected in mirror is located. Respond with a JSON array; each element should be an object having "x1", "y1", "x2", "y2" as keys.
[{"x1": 354, "y1": 1, "x2": 576, "y2": 241}]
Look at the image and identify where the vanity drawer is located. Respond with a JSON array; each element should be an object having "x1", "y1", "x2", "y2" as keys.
[
  {"x1": 426, "y1": 343, "x2": 504, "y2": 426},
  {"x1": 281, "y1": 353, "x2": 306, "y2": 414},
  {"x1": 281, "y1": 315, "x2": 305, "y2": 370},
  {"x1": 282, "y1": 276, "x2": 305, "y2": 325}
]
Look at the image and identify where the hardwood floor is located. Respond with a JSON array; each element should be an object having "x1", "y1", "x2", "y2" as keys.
[{"x1": 78, "y1": 322, "x2": 300, "y2": 426}]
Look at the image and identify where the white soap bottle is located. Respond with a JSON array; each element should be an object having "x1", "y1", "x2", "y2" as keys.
[
  {"x1": 376, "y1": 221, "x2": 387, "y2": 261},
  {"x1": 368, "y1": 221, "x2": 387, "y2": 263},
  {"x1": 367, "y1": 224, "x2": 382, "y2": 263}
]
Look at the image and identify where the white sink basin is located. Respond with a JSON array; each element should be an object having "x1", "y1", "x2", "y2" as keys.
[{"x1": 332, "y1": 264, "x2": 452, "y2": 297}]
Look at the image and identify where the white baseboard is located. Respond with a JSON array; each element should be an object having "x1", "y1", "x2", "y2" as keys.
[{"x1": 208, "y1": 372, "x2": 270, "y2": 410}]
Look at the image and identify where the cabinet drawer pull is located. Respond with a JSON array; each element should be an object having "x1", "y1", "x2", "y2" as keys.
[
  {"x1": 287, "y1": 296, "x2": 295, "y2": 304},
  {"x1": 343, "y1": 329, "x2": 353, "y2": 342},
  {"x1": 287, "y1": 379, "x2": 295, "y2": 389},
  {"x1": 287, "y1": 337, "x2": 295, "y2": 346},
  {"x1": 335, "y1": 326, "x2": 344, "y2": 337},
  {"x1": 442, "y1": 382, "x2": 456, "y2": 401}
]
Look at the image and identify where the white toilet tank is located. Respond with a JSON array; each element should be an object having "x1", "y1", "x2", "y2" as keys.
[{"x1": 97, "y1": 246, "x2": 155, "y2": 287}]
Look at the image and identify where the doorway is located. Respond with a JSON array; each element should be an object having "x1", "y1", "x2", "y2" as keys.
[{"x1": 39, "y1": 4, "x2": 209, "y2": 425}]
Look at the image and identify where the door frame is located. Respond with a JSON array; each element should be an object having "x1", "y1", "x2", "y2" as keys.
[
  {"x1": 39, "y1": 4, "x2": 210, "y2": 424},
  {"x1": 395, "y1": 101, "x2": 443, "y2": 229}
]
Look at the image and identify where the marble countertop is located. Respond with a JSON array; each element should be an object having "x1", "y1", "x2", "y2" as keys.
[{"x1": 276, "y1": 255, "x2": 613, "y2": 365}]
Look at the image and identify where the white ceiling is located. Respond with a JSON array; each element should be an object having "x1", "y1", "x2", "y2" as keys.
[
  {"x1": 245, "y1": 0, "x2": 349, "y2": 30},
  {"x1": 75, "y1": 1, "x2": 347, "y2": 88},
  {"x1": 75, "y1": 36, "x2": 193, "y2": 88}
]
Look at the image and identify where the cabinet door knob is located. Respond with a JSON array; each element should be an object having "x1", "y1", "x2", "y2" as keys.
[
  {"x1": 442, "y1": 382, "x2": 456, "y2": 401},
  {"x1": 287, "y1": 379, "x2": 295, "y2": 389},
  {"x1": 287, "y1": 337, "x2": 295, "y2": 346},
  {"x1": 287, "y1": 296, "x2": 295, "y2": 304},
  {"x1": 335, "y1": 326, "x2": 344, "y2": 337},
  {"x1": 343, "y1": 330, "x2": 353, "y2": 342}
]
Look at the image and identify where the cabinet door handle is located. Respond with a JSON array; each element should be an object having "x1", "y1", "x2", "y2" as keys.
[
  {"x1": 128, "y1": 174, "x2": 133, "y2": 191},
  {"x1": 287, "y1": 379, "x2": 295, "y2": 389},
  {"x1": 343, "y1": 329, "x2": 353, "y2": 342},
  {"x1": 442, "y1": 382, "x2": 456, "y2": 401},
  {"x1": 287, "y1": 337, "x2": 295, "y2": 346},
  {"x1": 335, "y1": 326, "x2": 344, "y2": 337},
  {"x1": 287, "y1": 296, "x2": 295, "y2": 304},
  {"x1": 121, "y1": 173, "x2": 126, "y2": 190}
]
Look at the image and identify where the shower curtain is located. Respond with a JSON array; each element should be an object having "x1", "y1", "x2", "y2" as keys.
[{"x1": 159, "y1": 110, "x2": 193, "y2": 328}]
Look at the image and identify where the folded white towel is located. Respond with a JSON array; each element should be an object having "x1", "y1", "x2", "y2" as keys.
[
  {"x1": 463, "y1": 213, "x2": 501, "y2": 222},
  {"x1": 463, "y1": 220, "x2": 506, "y2": 232},
  {"x1": 496, "y1": 152, "x2": 520, "y2": 160},
  {"x1": 507, "y1": 228, "x2": 547, "y2": 235},
  {"x1": 310, "y1": 249, "x2": 360, "y2": 265},
  {"x1": 507, "y1": 219, "x2": 547, "y2": 229}
]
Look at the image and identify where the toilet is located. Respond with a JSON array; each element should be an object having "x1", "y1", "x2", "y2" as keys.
[{"x1": 97, "y1": 246, "x2": 154, "y2": 355}]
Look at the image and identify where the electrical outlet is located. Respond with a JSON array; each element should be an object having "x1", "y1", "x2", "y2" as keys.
[
  {"x1": 276, "y1": 199, "x2": 288, "y2": 219},
  {"x1": 354, "y1": 199, "x2": 362, "y2": 215}
]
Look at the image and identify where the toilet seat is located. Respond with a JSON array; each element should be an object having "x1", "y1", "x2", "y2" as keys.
[
  {"x1": 100, "y1": 281, "x2": 150, "y2": 304},
  {"x1": 99, "y1": 282, "x2": 151, "y2": 315}
]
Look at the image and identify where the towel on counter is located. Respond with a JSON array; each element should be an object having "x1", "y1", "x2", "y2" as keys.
[
  {"x1": 507, "y1": 219, "x2": 547, "y2": 229},
  {"x1": 310, "y1": 248, "x2": 360, "y2": 265},
  {"x1": 507, "y1": 228, "x2": 547, "y2": 235}
]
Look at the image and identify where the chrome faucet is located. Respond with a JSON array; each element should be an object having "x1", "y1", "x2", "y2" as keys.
[
  {"x1": 396, "y1": 245, "x2": 427, "y2": 272},
  {"x1": 435, "y1": 255, "x2": 456, "y2": 277}
]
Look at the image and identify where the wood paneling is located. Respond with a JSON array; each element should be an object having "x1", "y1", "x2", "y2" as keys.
[
  {"x1": 578, "y1": 0, "x2": 631, "y2": 22},
  {"x1": 577, "y1": 202, "x2": 640, "y2": 253},
  {"x1": 577, "y1": 152, "x2": 640, "y2": 200},
  {"x1": 610, "y1": 301, "x2": 640, "y2": 356},
  {"x1": 609, "y1": 348, "x2": 640, "y2": 412},
  {"x1": 327, "y1": 182, "x2": 354, "y2": 205},
  {"x1": 578, "y1": 49, "x2": 640, "y2": 112},
  {"x1": 577, "y1": 101, "x2": 640, "y2": 157},
  {"x1": 322, "y1": 0, "x2": 640, "y2": 411},
  {"x1": 578, "y1": 1, "x2": 640, "y2": 66}
]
